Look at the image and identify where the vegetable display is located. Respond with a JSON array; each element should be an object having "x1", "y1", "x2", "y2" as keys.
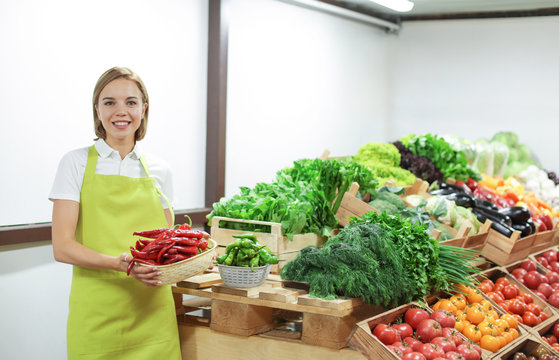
[
  {"x1": 207, "y1": 157, "x2": 378, "y2": 239},
  {"x1": 393, "y1": 140, "x2": 443, "y2": 184},
  {"x1": 126, "y1": 223, "x2": 210, "y2": 275},
  {"x1": 280, "y1": 211, "x2": 479, "y2": 306},
  {"x1": 401, "y1": 133, "x2": 481, "y2": 182},
  {"x1": 215, "y1": 233, "x2": 279, "y2": 269},
  {"x1": 353, "y1": 142, "x2": 416, "y2": 186}
]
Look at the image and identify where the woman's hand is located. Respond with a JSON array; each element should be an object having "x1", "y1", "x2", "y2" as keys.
[{"x1": 119, "y1": 253, "x2": 162, "y2": 287}]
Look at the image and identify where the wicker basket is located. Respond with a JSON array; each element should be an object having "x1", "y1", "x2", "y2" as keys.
[
  {"x1": 218, "y1": 264, "x2": 271, "y2": 288},
  {"x1": 137, "y1": 239, "x2": 217, "y2": 285}
]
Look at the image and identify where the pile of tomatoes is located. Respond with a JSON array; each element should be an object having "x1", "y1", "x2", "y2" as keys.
[
  {"x1": 478, "y1": 274, "x2": 549, "y2": 327},
  {"x1": 370, "y1": 306, "x2": 482, "y2": 360},
  {"x1": 431, "y1": 284, "x2": 521, "y2": 353},
  {"x1": 540, "y1": 322, "x2": 559, "y2": 353},
  {"x1": 509, "y1": 258, "x2": 559, "y2": 309}
]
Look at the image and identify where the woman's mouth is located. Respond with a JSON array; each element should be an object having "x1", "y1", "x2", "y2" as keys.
[{"x1": 112, "y1": 121, "x2": 131, "y2": 129}]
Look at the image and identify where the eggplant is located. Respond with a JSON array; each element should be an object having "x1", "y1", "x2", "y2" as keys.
[
  {"x1": 442, "y1": 192, "x2": 476, "y2": 208},
  {"x1": 438, "y1": 182, "x2": 466, "y2": 193},
  {"x1": 512, "y1": 223, "x2": 532, "y2": 237},
  {"x1": 474, "y1": 199, "x2": 499, "y2": 211},
  {"x1": 526, "y1": 219, "x2": 536, "y2": 235},
  {"x1": 497, "y1": 206, "x2": 531, "y2": 223},
  {"x1": 490, "y1": 221, "x2": 515, "y2": 238},
  {"x1": 473, "y1": 206, "x2": 512, "y2": 226},
  {"x1": 429, "y1": 188, "x2": 458, "y2": 196}
]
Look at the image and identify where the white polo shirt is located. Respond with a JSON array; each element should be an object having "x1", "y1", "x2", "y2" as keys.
[{"x1": 49, "y1": 139, "x2": 174, "y2": 209}]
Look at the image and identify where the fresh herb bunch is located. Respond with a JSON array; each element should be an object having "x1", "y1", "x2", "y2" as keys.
[
  {"x1": 281, "y1": 211, "x2": 480, "y2": 305},
  {"x1": 402, "y1": 134, "x2": 481, "y2": 182},
  {"x1": 280, "y1": 222, "x2": 416, "y2": 307},
  {"x1": 207, "y1": 158, "x2": 378, "y2": 239},
  {"x1": 393, "y1": 140, "x2": 443, "y2": 184}
]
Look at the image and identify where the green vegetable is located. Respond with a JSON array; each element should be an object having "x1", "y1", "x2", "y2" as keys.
[
  {"x1": 207, "y1": 157, "x2": 378, "y2": 239},
  {"x1": 369, "y1": 199, "x2": 399, "y2": 215},
  {"x1": 217, "y1": 233, "x2": 279, "y2": 269},
  {"x1": 403, "y1": 134, "x2": 481, "y2": 182},
  {"x1": 354, "y1": 142, "x2": 416, "y2": 186},
  {"x1": 374, "y1": 189, "x2": 405, "y2": 210}
]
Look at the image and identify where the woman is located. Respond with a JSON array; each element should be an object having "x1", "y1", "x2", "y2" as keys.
[{"x1": 50, "y1": 67, "x2": 181, "y2": 359}]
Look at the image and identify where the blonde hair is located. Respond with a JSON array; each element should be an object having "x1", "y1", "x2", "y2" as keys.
[{"x1": 92, "y1": 67, "x2": 149, "y2": 141}]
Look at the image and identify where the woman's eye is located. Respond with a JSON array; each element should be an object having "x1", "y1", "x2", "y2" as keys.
[
  {"x1": 127, "y1": 101, "x2": 137, "y2": 106},
  {"x1": 104, "y1": 101, "x2": 114, "y2": 106}
]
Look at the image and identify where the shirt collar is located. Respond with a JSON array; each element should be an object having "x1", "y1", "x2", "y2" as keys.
[{"x1": 95, "y1": 139, "x2": 142, "y2": 160}]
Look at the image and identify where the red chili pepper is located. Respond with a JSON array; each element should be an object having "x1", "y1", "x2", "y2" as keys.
[
  {"x1": 172, "y1": 237, "x2": 200, "y2": 247},
  {"x1": 157, "y1": 243, "x2": 175, "y2": 264},
  {"x1": 162, "y1": 254, "x2": 188, "y2": 265},
  {"x1": 178, "y1": 223, "x2": 191, "y2": 230},
  {"x1": 172, "y1": 229, "x2": 204, "y2": 239},
  {"x1": 135, "y1": 240, "x2": 144, "y2": 251},
  {"x1": 466, "y1": 178, "x2": 479, "y2": 192},
  {"x1": 455, "y1": 180, "x2": 472, "y2": 194},
  {"x1": 141, "y1": 239, "x2": 174, "y2": 253},
  {"x1": 132, "y1": 228, "x2": 169, "y2": 239},
  {"x1": 173, "y1": 245, "x2": 198, "y2": 255},
  {"x1": 197, "y1": 239, "x2": 208, "y2": 251}
]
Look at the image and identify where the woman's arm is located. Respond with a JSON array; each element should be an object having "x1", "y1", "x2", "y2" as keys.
[
  {"x1": 164, "y1": 208, "x2": 173, "y2": 228},
  {"x1": 51, "y1": 200, "x2": 162, "y2": 286}
]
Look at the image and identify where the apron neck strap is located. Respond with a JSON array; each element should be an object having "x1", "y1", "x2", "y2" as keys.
[{"x1": 140, "y1": 154, "x2": 175, "y2": 227}]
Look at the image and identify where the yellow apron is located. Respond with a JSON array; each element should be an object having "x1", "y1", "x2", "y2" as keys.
[{"x1": 67, "y1": 146, "x2": 181, "y2": 360}]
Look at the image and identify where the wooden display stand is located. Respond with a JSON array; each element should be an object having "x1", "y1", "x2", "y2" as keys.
[
  {"x1": 210, "y1": 216, "x2": 325, "y2": 274},
  {"x1": 481, "y1": 228, "x2": 536, "y2": 266},
  {"x1": 531, "y1": 228, "x2": 559, "y2": 254},
  {"x1": 173, "y1": 273, "x2": 386, "y2": 350}
]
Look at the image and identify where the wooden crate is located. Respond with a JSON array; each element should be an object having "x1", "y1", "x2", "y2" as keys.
[
  {"x1": 335, "y1": 182, "x2": 379, "y2": 227},
  {"x1": 173, "y1": 275, "x2": 386, "y2": 350},
  {"x1": 489, "y1": 333, "x2": 556, "y2": 359},
  {"x1": 210, "y1": 216, "x2": 325, "y2": 274},
  {"x1": 531, "y1": 228, "x2": 559, "y2": 255},
  {"x1": 528, "y1": 317, "x2": 559, "y2": 357},
  {"x1": 528, "y1": 245, "x2": 559, "y2": 272},
  {"x1": 477, "y1": 267, "x2": 557, "y2": 333},
  {"x1": 463, "y1": 219, "x2": 493, "y2": 251},
  {"x1": 348, "y1": 302, "x2": 426, "y2": 360},
  {"x1": 481, "y1": 228, "x2": 536, "y2": 266}
]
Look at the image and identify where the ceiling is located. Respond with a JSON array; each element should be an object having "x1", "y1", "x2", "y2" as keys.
[{"x1": 322, "y1": 0, "x2": 559, "y2": 21}]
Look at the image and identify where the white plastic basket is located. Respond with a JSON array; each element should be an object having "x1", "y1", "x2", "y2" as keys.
[{"x1": 217, "y1": 264, "x2": 271, "y2": 288}]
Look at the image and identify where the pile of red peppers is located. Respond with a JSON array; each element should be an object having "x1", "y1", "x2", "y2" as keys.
[{"x1": 126, "y1": 223, "x2": 210, "y2": 275}]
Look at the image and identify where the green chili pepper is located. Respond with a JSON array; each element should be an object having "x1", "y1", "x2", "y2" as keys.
[
  {"x1": 240, "y1": 238, "x2": 254, "y2": 249},
  {"x1": 225, "y1": 240, "x2": 242, "y2": 253},
  {"x1": 224, "y1": 248, "x2": 238, "y2": 266},
  {"x1": 216, "y1": 254, "x2": 227, "y2": 264},
  {"x1": 250, "y1": 254, "x2": 260, "y2": 271},
  {"x1": 232, "y1": 233, "x2": 257, "y2": 242}
]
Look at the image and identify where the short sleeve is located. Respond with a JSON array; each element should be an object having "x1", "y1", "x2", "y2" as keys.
[{"x1": 48, "y1": 149, "x2": 88, "y2": 202}]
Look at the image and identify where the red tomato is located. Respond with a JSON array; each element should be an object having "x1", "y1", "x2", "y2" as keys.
[
  {"x1": 553, "y1": 323, "x2": 559, "y2": 339},
  {"x1": 373, "y1": 324, "x2": 399, "y2": 345},
  {"x1": 415, "y1": 319, "x2": 442, "y2": 343},
  {"x1": 430, "y1": 309, "x2": 455, "y2": 329},
  {"x1": 543, "y1": 250, "x2": 559, "y2": 263},
  {"x1": 524, "y1": 271, "x2": 543, "y2": 290},
  {"x1": 544, "y1": 334, "x2": 558, "y2": 345},
  {"x1": 537, "y1": 257, "x2": 550, "y2": 268},
  {"x1": 445, "y1": 352, "x2": 465, "y2": 360},
  {"x1": 431, "y1": 336, "x2": 456, "y2": 353},
  {"x1": 402, "y1": 352, "x2": 427, "y2": 360},
  {"x1": 502, "y1": 284, "x2": 519, "y2": 299},
  {"x1": 526, "y1": 302, "x2": 542, "y2": 316},
  {"x1": 522, "y1": 311, "x2": 541, "y2": 327},
  {"x1": 548, "y1": 291, "x2": 559, "y2": 308},
  {"x1": 393, "y1": 323, "x2": 413, "y2": 339},
  {"x1": 538, "y1": 282, "x2": 554, "y2": 298},
  {"x1": 403, "y1": 336, "x2": 423, "y2": 352},
  {"x1": 540, "y1": 312, "x2": 550, "y2": 322},
  {"x1": 521, "y1": 292, "x2": 534, "y2": 304},
  {"x1": 486, "y1": 291, "x2": 505, "y2": 303},
  {"x1": 548, "y1": 271, "x2": 559, "y2": 284},
  {"x1": 457, "y1": 343, "x2": 481, "y2": 360},
  {"x1": 509, "y1": 299, "x2": 526, "y2": 315},
  {"x1": 393, "y1": 341, "x2": 413, "y2": 356},
  {"x1": 495, "y1": 277, "x2": 510, "y2": 286},
  {"x1": 405, "y1": 308, "x2": 430, "y2": 330},
  {"x1": 550, "y1": 261, "x2": 559, "y2": 273},
  {"x1": 442, "y1": 327, "x2": 464, "y2": 347},
  {"x1": 534, "y1": 291, "x2": 548, "y2": 301},
  {"x1": 551, "y1": 283, "x2": 559, "y2": 292},
  {"x1": 521, "y1": 260, "x2": 537, "y2": 272},
  {"x1": 511, "y1": 268, "x2": 527, "y2": 280},
  {"x1": 419, "y1": 343, "x2": 445, "y2": 360}
]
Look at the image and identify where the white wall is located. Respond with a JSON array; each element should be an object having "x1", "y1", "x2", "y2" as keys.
[
  {"x1": 225, "y1": 0, "x2": 393, "y2": 195},
  {"x1": 0, "y1": 1, "x2": 207, "y2": 359},
  {"x1": 390, "y1": 16, "x2": 559, "y2": 171},
  {"x1": 0, "y1": 0, "x2": 208, "y2": 226}
]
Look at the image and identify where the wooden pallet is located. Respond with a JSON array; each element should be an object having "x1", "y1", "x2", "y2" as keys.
[{"x1": 172, "y1": 273, "x2": 386, "y2": 349}]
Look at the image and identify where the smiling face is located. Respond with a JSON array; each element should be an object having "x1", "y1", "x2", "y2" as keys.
[{"x1": 95, "y1": 78, "x2": 147, "y2": 147}]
